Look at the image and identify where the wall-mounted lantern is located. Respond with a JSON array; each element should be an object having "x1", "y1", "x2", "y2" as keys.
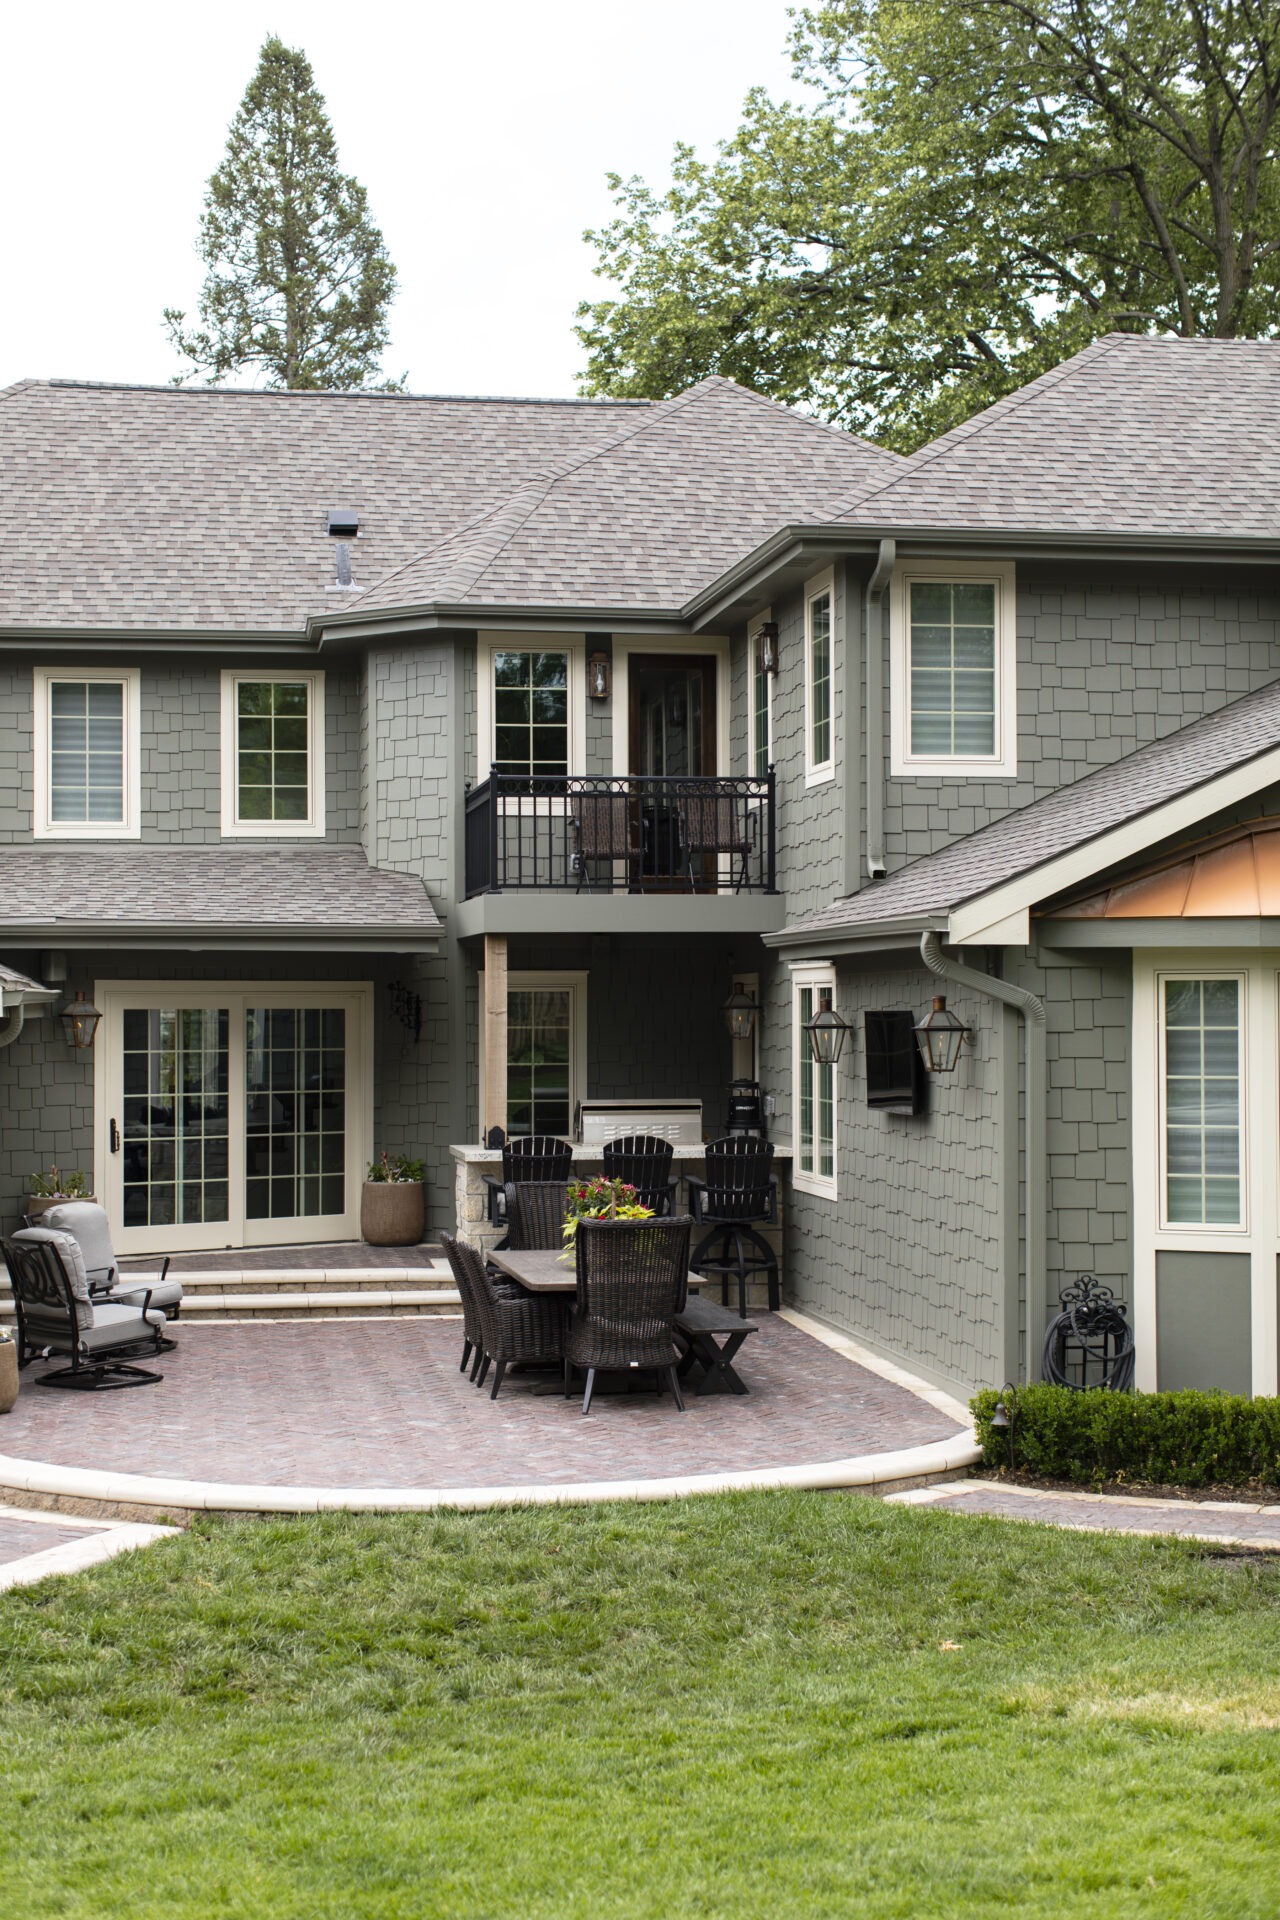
[
  {"x1": 755, "y1": 621, "x2": 780, "y2": 676},
  {"x1": 723, "y1": 982, "x2": 758, "y2": 1041},
  {"x1": 60, "y1": 990, "x2": 102, "y2": 1051},
  {"x1": 588, "y1": 652, "x2": 611, "y2": 700},
  {"x1": 805, "y1": 989, "x2": 850, "y2": 1065},
  {"x1": 913, "y1": 995, "x2": 971, "y2": 1075}
]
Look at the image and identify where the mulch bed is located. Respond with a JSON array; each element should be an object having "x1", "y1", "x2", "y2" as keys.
[{"x1": 972, "y1": 1467, "x2": 1280, "y2": 1506}]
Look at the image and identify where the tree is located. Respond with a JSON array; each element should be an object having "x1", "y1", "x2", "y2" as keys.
[
  {"x1": 166, "y1": 37, "x2": 401, "y2": 390},
  {"x1": 577, "y1": 2, "x2": 1280, "y2": 447}
]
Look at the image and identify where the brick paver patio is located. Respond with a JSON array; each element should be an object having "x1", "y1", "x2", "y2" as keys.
[{"x1": 0, "y1": 1317, "x2": 964, "y2": 1491}]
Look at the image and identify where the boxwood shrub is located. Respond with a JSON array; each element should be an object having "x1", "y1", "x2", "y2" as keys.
[{"x1": 971, "y1": 1383, "x2": 1280, "y2": 1487}]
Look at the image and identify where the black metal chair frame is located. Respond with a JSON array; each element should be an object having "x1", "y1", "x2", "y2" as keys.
[
  {"x1": 442, "y1": 1233, "x2": 567, "y2": 1402},
  {"x1": 2, "y1": 1235, "x2": 165, "y2": 1389},
  {"x1": 674, "y1": 787, "x2": 758, "y2": 893},
  {"x1": 485, "y1": 1135, "x2": 575, "y2": 1230},
  {"x1": 600, "y1": 1134, "x2": 678, "y2": 1216},
  {"x1": 687, "y1": 1138, "x2": 779, "y2": 1320},
  {"x1": 564, "y1": 1216, "x2": 692, "y2": 1416}
]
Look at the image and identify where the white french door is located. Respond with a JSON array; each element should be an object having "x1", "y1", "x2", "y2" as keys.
[{"x1": 95, "y1": 982, "x2": 372, "y2": 1255}]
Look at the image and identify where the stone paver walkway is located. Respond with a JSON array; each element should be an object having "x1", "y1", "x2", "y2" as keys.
[
  {"x1": 0, "y1": 1316, "x2": 964, "y2": 1493},
  {"x1": 891, "y1": 1479, "x2": 1280, "y2": 1548},
  {"x1": 0, "y1": 1502, "x2": 177, "y2": 1591}
]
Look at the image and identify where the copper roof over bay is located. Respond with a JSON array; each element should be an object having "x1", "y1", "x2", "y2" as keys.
[{"x1": 1050, "y1": 819, "x2": 1280, "y2": 919}]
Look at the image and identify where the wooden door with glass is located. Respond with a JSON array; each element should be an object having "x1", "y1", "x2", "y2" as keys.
[{"x1": 627, "y1": 654, "x2": 718, "y2": 886}]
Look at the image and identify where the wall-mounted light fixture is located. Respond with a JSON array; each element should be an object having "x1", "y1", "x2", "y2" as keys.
[
  {"x1": 805, "y1": 989, "x2": 850, "y2": 1065},
  {"x1": 723, "y1": 982, "x2": 758, "y2": 1041},
  {"x1": 588, "y1": 652, "x2": 611, "y2": 700},
  {"x1": 60, "y1": 990, "x2": 102, "y2": 1051},
  {"x1": 913, "y1": 995, "x2": 971, "y2": 1075},
  {"x1": 755, "y1": 620, "x2": 780, "y2": 676}
]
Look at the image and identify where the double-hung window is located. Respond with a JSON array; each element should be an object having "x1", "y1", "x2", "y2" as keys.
[
  {"x1": 890, "y1": 562, "x2": 1017, "y2": 777},
  {"x1": 804, "y1": 572, "x2": 834, "y2": 785},
  {"x1": 1159, "y1": 974, "x2": 1244, "y2": 1228},
  {"x1": 220, "y1": 672, "x2": 325, "y2": 837},
  {"x1": 478, "y1": 636, "x2": 586, "y2": 788},
  {"x1": 33, "y1": 668, "x2": 140, "y2": 838},
  {"x1": 793, "y1": 965, "x2": 838, "y2": 1197}
]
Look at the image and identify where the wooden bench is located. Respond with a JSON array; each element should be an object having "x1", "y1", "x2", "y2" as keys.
[{"x1": 674, "y1": 1294, "x2": 758, "y2": 1395}]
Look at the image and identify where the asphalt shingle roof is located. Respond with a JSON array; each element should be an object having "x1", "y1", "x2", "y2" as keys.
[
  {"x1": 0, "y1": 847, "x2": 440, "y2": 941},
  {"x1": 835, "y1": 334, "x2": 1280, "y2": 539},
  {"x1": 779, "y1": 675, "x2": 1280, "y2": 940},
  {"x1": 0, "y1": 376, "x2": 898, "y2": 634}
]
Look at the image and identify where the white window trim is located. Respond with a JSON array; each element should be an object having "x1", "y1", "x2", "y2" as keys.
[
  {"x1": 1132, "y1": 951, "x2": 1280, "y2": 1398},
  {"x1": 220, "y1": 671, "x2": 326, "y2": 839},
  {"x1": 33, "y1": 667, "x2": 141, "y2": 840},
  {"x1": 478, "y1": 969, "x2": 589, "y2": 1138},
  {"x1": 804, "y1": 569, "x2": 835, "y2": 788},
  {"x1": 477, "y1": 633, "x2": 587, "y2": 782},
  {"x1": 792, "y1": 961, "x2": 838, "y2": 1198},
  {"x1": 750, "y1": 607, "x2": 774, "y2": 776},
  {"x1": 889, "y1": 559, "x2": 1017, "y2": 779}
]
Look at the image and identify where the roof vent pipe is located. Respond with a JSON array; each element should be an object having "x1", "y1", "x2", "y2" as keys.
[
  {"x1": 333, "y1": 541, "x2": 353, "y2": 588},
  {"x1": 864, "y1": 537, "x2": 895, "y2": 879}
]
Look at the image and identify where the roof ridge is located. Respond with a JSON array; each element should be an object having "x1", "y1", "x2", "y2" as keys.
[
  {"x1": 826, "y1": 336, "x2": 1125, "y2": 519},
  {"x1": 40, "y1": 378, "x2": 653, "y2": 407},
  {"x1": 698, "y1": 374, "x2": 903, "y2": 463}
]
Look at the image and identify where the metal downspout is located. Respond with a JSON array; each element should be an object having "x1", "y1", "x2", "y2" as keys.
[
  {"x1": 864, "y1": 538, "x2": 895, "y2": 879},
  {"x1": 920, "y1": 931, "x2": 1046, "y2": 1381},
  {"x1": 0, "y1": 1001, "x2": 26, "y2": 1049}
]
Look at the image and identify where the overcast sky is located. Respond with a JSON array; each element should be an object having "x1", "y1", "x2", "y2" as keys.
[{"x1": 3, "y1": 0, "x2": 800, "y2": 397}]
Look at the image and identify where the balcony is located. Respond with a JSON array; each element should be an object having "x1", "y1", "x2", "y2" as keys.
[{"x1": 457, "y1": 771, "x2": 783, "y2": 938}]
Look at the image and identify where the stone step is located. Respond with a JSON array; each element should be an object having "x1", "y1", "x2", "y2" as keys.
[
  {"x1": 175, "y1": 1288, "x2": 461, "y2": 1319},
  {"x1": 122, "y1": 1266, "x2": 454, "y2": 1293}
]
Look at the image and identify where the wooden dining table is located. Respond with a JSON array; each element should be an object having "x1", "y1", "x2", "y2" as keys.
[{"x1": 486, "y1": 1248, "x2": 594, "y2": 1292}]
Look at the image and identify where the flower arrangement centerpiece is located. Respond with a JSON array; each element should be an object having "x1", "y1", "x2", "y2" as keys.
[{"x1": 560, "y1": 1175, "x2": 653, "y2": 1261}]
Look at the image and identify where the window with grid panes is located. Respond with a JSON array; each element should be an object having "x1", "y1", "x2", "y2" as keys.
[
  {"x1": 1162, "y1": 976, "x2": 1243, "y2": 1227},
  {"x1": 507, "y1": 988, "x2": 572, "y2": 1136},
  {"x1": 236, "y1": 681, "x2": 312, "y2": 821},
  {"x1": 48, "y1": 679, "x2": 126, "y2": 823},
  {"x1": 752, "y1": 633, "x2": 772, "y2": 776},
  {"x1": 807, "y1": 590, "x2": 832, "y2": 773},
  {"x1": 794, "y1": 973, "x2": 836, "y2": 1193},
  {"x1": 492, "y1": 651, "x2": 569, "y2": 780},
  {"x1": 909, "y1": 580, "x2": 997, "y2": 757}
]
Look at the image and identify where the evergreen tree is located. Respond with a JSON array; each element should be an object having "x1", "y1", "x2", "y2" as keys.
[{"x1": 166, "y1": 37, "x2": 401, "y2": 389}]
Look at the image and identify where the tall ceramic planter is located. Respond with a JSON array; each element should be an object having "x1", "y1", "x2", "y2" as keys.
[
  {"x1": 0, "y1": 1340, "x2": 18, "y2": 1414},
  {"x1": 361, "y1": 1181, "x2": 425, "y2": 1247}
]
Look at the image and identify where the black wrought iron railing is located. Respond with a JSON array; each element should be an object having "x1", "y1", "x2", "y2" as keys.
[{"x1": 464, "y1": 769, "x2": 777, "y2": 897}]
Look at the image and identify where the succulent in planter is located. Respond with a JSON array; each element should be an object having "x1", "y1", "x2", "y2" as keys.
[
  {"x1": 361, "y1": 1151, "x2": 426, "y2": 1246},
  {"x1": 365, "y1": 1151, "x2": 426, "y2": 1184},
  {"x1": 29, "y1": 1166, "x2": 92, "y2": 1200}
]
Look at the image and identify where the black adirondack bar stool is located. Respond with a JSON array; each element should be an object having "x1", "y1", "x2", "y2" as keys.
[
  {"x1": 686, "y1": 1137, "x2": 779, "y2": 1319},
  {"x1": 486, "y1": 1135, "x2": 575, "y2": 1235},
  {"x1": 601, "y1": 1134, "x2": 677, "y2": 1215}
]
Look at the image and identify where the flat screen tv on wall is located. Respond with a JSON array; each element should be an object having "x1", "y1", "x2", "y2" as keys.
[{"x1": 864, "y1": 1010, "x2": 927, "y2": 1116}]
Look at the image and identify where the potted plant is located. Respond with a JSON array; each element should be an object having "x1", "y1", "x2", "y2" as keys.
[
  {"x1": 361, "y1": 1151, "x2": 426, "y2": 1247},
  {"x1": 0, "y1": 1323, "x2": 17, "y2": 1414},
  {"x1": 27, "y1": 1166, "x2": 93, "y2": 1220},
  {"x1": 559, "y1": 1175, "x2": 653, "y2": 1261}
]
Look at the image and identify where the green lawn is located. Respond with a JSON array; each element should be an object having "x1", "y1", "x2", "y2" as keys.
[{"x1": 2, "y1": 1493, "x2": 1278, "y2": 1918}]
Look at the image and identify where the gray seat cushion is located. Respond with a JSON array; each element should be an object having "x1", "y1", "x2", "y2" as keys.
[
  {"x1": 10, "y1": 1227, "x2": 94, "y2": 1329},
  {"x1": 39, "y1": 1202, "x2": 184, "y2": 1314},
  {"x1": 76, "y1": 1302, "x2": 168, "y2": 1354}
]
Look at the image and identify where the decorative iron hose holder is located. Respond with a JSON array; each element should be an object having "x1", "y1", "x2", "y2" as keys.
[{"x1": 1042, "y1": 1274, "x2": 1136, "y2": 1392}]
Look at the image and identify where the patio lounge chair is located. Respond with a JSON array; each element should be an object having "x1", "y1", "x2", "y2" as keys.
[
  {"x1": 564, "y1": 1216, "x2": 692, "y2": 1416},
  {"x1": 601, "y1": 1134, "x2": 677, "y2": 1215},
  {"x1": 504, "y1": 1180, "x2": 570, "y2": 1251},
  {"x1": 2, "y1": 1228, "x2": 167, "y2": 1388},
  {"x1": 570, "y1": 789, "x2": 644, "y2": 892},
  {"x1": 39, "y1": 1200, "x2": 184, "y2": 1329},
  {"x1": 673, "y1": 788, "x2": 757, "y2": 892},
  {"x1": 687, "y1": 1138, "x2": 779, "y2": 1319},
  {"x1": 441, "y1": 1233, "x2": 567, "y2": 1402}
]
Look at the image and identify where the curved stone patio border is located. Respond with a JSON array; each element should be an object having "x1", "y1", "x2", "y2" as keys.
[{"x1": 0, "y1": 1310, "x2": 982, "y2": 1521}]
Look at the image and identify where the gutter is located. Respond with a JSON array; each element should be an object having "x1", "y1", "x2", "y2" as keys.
[
  {"x1": 0, "y1": 1000, "x2": 24, "y2": 1049},
  {"x1": 864, "y1": 538, "x2": 895, "y2": 878},
  {"x1": 920, "y1": 930, "x2": 1046, "y2": 1382}
]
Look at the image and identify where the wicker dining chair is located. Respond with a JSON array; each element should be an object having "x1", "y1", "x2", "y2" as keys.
[
  {"x1": 504, "y1": 1181, "x2": 570, "y2": 1251},
  {"x1": 441, "y1": 1233, "x2": 568, "y2": 1402},
  {"x1": 673, "y1": 788, "x2": 757, "y2": 892},
  {"x1": 571, "y1": 790, "x2": 644, "y2": 892},
  {"x1": 601, "y1": 1134, "x2": 677, "y2": 1216},
  {"x1": 441, "y1": 1231, "x2": 490, "y2": 1383},
  {"x1": 564, "y1": 1216, "x2": 692, "y2": 1416}
]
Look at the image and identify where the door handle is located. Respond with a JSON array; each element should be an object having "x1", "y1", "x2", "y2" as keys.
[{"x1": 110, "y1": 1118, "x2": 120, "y2": 1154}]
